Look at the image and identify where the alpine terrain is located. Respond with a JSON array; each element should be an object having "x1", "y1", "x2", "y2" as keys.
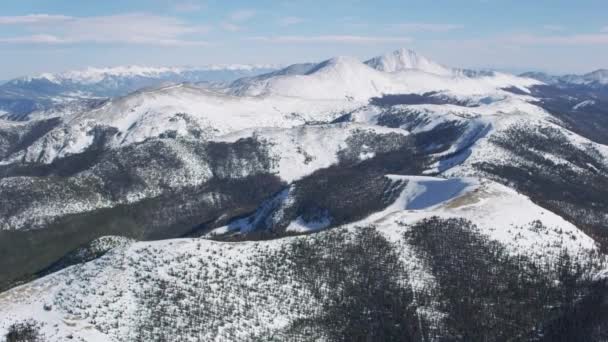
[{"x1": 1, "y1": 47, "x2": 608, "y2": 341}]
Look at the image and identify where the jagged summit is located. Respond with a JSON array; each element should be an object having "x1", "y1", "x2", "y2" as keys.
[{"x1": 365, "y1": 48, "x2": 453, "y2": 75}]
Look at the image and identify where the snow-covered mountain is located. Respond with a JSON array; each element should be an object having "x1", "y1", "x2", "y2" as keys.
[
  {"x1": 2, "y1": 48, "x2": 608, "y2": 341},
  {"x1": 12, "y1": 65, "x2": 278, "y2": 86},
  {"x1": 0, "y1": 176, "x2": 601, "y2": 341},
  {"x1": 584, "y1": 69, "x2": 608, "y2": 85},
  {"x1": 228, "y1": 52, "x2": 539, "y2": 100},
  {"x1": 0, "y1": 64, "x2": 278, "y2": 120},
  {"x1": 0, "y1": 50, "x2": 544, "y2": 166},
  {"x1": 521, "y1": 69, "x2": 608, "y2": 88}
]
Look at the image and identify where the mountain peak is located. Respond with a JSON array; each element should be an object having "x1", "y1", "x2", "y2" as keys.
[{"x1": 365, "y1": 48, "x2": 453, "y2": 75}]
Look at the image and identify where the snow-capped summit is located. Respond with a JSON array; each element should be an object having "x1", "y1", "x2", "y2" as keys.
[
  {"x1": 228, "y1": 55, "x2": 399, "y2": 100},
  {"x1": 228, "y1": 49, "x2": 539, "y2": 100},
  {"x1": 365, "y1": 48, "x2": 453, "y2": 76}
]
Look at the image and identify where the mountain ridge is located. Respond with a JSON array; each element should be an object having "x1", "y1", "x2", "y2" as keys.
[
  {"x1": 9, "y1": 64, "x2": 281, "y2": 85},
  {"x1": 521, "y1": 68, "x2": 608, "y2": 86},
  {"x1": 0, "y1": 64, "x2": 279, "y2": 120}
]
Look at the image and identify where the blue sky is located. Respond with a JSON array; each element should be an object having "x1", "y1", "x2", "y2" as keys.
[{"x1": 0, "y1": 0, "x2": 607, "y2": 79}]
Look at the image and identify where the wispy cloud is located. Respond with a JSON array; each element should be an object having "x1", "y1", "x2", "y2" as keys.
[
  {"x1": 391, "y1": 22, "x2": 463, "y2": 32},
  {"x1": 172, "y1": 1, "x2": 205, "y2": 12},
  {"x1": 337, "y1": 16, "x2": 369, "y2": 30},
  {"x1": 0, "y1": 14, "x2": 73, "y2": 25},
  {"x1": 248, "y1": 35, "x2": 411, "y2": 44},
  {"x1": 230, "y1": 9, "x2": 256, "y2": 22},
  {"x1": 220, "y1": 22, "x2": 241, "y2": 32},
  {"x1": 0, "y1": 13, "x2": 210, "y2": 46},
  {"x1": 0, "y1": 34, "x2": 67, "y2": 44},
  {"x1": 506, "y1": 33, "x2": 608, "y2": 45},
  {"x1": 278, "y1": 16, "x2": 305, "y2": 26}
]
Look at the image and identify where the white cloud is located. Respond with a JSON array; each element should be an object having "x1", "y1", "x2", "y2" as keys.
[
  {"x1": 0, "y1": 14, "x2": 73, "y2": 25},
  {"x1": 278, "y1": 16, "x2": 305, "y2": 26},
  {"x1": 0, "y1": 13, "x2": 210, "y2": 46},
  {"x1": 230, "y1": 10, "x2": 256, "y2": 22},
  {"x1": 391, "y1": 22, "x2": 463, "y2": 32},
  {"x1": 249, "y1": 35, "x2": 411, "y2": 44},
  {"x1": 172, "y1": 1, "x2": 205, "y2": 12},
  {"x1": 221, "y1": 9, "x2": 257, "y2": 31},
  {"x1": 506, "y1": 33, "x2": 608, "y2": 45},
  {"x1": 0, "y1": 34, "x2": 67, "y2": 44}
]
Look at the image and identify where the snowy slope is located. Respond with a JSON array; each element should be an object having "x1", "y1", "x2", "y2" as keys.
[
  {"x1": 344, "y1": 92, "x2": 558, "y2": 176},
  {"x1": 0, "y1": 176, "x2": 600, "y2": 341},
  {"x1": 3, "y1": 84, "x2": 360, "y2": 164},
  {"x1": 441, "y1": 108, "x2": 608, "y2": 179},
  {"x1": 228, "y1": 63, "x2": 318, "y2": 96},
  {"x1": 216, "y1": 123, "x2": 408, "y2": 182},
  {"x1": 0, "y1": 122, "x2": 410, "y2": 231},
  {"x1": 367, "y1": 176, "x2": 596, "y2": 259},
  {"x1": 211, "y1": 173, "x2": 597, "y2": 260}
]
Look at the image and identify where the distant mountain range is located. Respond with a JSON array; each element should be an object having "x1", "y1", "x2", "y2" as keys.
[
  {"x1": 0, "y1": 64, "x2": 278, "y2": 120},
  {"x1": 521, "y1": 69, "x2": 608, "y2": 88},
  {"x1": 2, "y1": 52, "x2": 606, "y2": 122}
]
